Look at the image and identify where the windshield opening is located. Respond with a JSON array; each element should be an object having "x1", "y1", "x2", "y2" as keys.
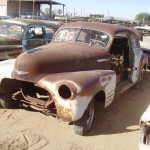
[
  {"x1": 77, "y1": 29, "x2": 110, "y2": 47},
  {"x1": 54, "y1": 28, "x2": 110, "y2": 47}
]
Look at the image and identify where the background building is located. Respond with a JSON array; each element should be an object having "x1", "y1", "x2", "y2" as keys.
[
  {"x1": 0, "y1": 0, "x2": 7, "y2": 16},
  {"x1": 0, "y1": 0, "x2": 65, "y2": 19}
]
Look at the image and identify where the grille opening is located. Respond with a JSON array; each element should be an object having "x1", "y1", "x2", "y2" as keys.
[
  {"x1": 58, "y1": 85, "x2": 72, "y2": 99},
  {"x1": 22, "y1": 82, "x2": 50, "y2": 101}
]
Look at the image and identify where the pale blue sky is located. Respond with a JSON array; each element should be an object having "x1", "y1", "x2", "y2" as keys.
[{"x1": 43, "y1": 0, "x2": 150, "y2": 20}]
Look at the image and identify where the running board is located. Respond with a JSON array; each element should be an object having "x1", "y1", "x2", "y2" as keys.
[{"x1": 115, "y1": 81, "x2": 133, "y2": 98}]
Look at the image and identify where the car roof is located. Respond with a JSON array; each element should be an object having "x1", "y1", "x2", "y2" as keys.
[
  {"x1": 0, "y1": 19, "x2": 59, "y2": 29},
  {"x1": 58, "y1": 22, "x2": 143, "y2": 41}
]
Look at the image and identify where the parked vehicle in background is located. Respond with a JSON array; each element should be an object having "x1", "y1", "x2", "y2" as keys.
[
  {"x1": 139, "y1": 105, "x2": 150, "y2": 150},
  {"x1": 135, "y1": 26, "x2": 150, "y2": 36},
  {"x1": 0, "y1": 19, "x2": 58, "y2": 61},
  {"x1": 140, "y1": 36, "x2": 150, "y2": 69},
  {"x1": 0, "y1": 22, "x2": 148, "y2": 136},
  {"x1": 0, "y1": 16, "x2": 11, "y2": 20}
]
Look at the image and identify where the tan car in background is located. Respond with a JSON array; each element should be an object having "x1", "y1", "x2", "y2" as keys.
[{"x1": 0, "y1": 19, "x2": 59, "y2": 61}]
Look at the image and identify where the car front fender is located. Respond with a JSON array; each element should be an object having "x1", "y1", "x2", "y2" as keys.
[{"x1": 36, "y1": 70, "x2": 116, "y2": 122}]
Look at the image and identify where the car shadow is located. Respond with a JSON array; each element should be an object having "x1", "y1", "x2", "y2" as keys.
[{"x1": 88, "y1": 71, "x2": 150, "y2": 136}]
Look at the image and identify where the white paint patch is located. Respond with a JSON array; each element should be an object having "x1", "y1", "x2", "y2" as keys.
[
  {"x1": 70, "y1": 95, "x2": 92, "y2": 120},
  {"x1": 100, "y1": 74, "x2": 116, "y2": 107},
  {"x1": 131, "y1": 48, "x2": 142, "y2": 83},
  {"x1": 65, "y1": 80, "x2": 81, "y2": 94},
  {"x1": 141, "y1": 105, "x2": 150, "y2": 122},
  {"x1": 0, "y1": 59, "x2": 16, "y2": 83}
]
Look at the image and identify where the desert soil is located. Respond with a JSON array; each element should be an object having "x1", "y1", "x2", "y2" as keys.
[{"x1": 0, "y1": 37, "x2": 150, "y2": 150}]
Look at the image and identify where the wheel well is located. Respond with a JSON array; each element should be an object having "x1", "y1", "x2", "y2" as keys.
[
  {"x1": 93, "y1": 90, "x2": 105, "y2": 108},
  {"x1": 0, "y1": 78, "x2": 21, "y2": 93},
  {"x1": 144, "y1": 63, "x2": 147, "y2": 71}
]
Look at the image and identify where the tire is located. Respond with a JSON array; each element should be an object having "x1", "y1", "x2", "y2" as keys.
[
  {"x1": 74, "y1": 100, "x2": 95, "y2": 136},
  {"x1": 134, "y1": 70, "x2": 143, "y2": 88},
  {"x1": 0, "y1": 92, "x2": 15, "y2": 109}
]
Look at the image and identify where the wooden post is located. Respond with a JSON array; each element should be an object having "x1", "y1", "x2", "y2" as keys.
[
  {"x1": 49, "y1": 1, "x2": 52, "y2": 19},
  {"x1": 32, "y1": 0, "x2": 35, "y2": 19},
  {"x1": 19, "y1": 0, "x2": 21, "y2": 18},
  {"x1": 63, "y1": 5, "x2": 65, "y2": 16}
]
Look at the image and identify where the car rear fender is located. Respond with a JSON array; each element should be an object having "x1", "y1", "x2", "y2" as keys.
[{"x1": 139, "y1": 53, "x2": 148, "y2": 70}]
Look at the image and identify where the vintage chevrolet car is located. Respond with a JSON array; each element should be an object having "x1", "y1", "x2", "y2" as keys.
[
  {"x1": 0, "y1": 19, "x2": 58, "y2": 61},
  {"x1": 139, "y1": 105, "x2": 150, "y2": 150},
  {"x1": 0, "y1": 22, "x2": 148, "y2": 136}
]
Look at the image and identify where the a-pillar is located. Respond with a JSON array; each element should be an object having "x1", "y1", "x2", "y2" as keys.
[{"x1": 49, "y1": 4, "x2": 52, "y2": 18}]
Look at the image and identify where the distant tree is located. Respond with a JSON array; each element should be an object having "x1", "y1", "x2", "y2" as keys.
[
  {"x1": 44, "y1": 8, "x2": 49, "y2": 15},
  {"x1": 57, "y1": 9, "x2": 62, "y2": 16},
  {"x1": 135, "y1": 12, "x2": 150, "y2": 21}
]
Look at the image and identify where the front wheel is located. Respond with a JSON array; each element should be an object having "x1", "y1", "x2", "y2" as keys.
[{"x1": 74, "y1": 100, "x2": 95, "y2": 136}]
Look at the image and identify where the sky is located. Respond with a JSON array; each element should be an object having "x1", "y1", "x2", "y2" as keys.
[{"x1": 43, "y1": 0, "x2": 150, "y2": 20}]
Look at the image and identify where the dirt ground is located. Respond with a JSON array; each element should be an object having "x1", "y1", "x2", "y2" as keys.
[{"x1": 0, "y1": 38, "x2": 150, "y2": 150}]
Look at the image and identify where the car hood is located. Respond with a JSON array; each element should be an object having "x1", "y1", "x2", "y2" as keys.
[{"x1": 12, "y1": 42, "x2": 110, "y2": 83}]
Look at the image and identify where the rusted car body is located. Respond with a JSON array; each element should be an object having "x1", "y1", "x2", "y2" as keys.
[
  {"x1": 139, "y1": 105, "x2": 150, "y2": 150},
  {"x1": 0, "y1": 22, "x2": 148, "y2": 135},
  {"x1": 0, "y1": 19, "x2": 58, "y2": 61}
]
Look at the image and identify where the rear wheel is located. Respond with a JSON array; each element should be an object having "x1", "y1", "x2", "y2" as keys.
[{"x1": 74, "y1": 100, "x2": 95, "y2": 136}]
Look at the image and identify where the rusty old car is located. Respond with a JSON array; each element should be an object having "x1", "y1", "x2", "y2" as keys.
[
  {"x1": 0, "y1": 22, "x2": 148, "y2": 136},
  {"x1": 0, "y1": 19, "x2": 58, "y2": 61},
  {"x1": 139, "y1": 105, "x2": 150, "y2": 150}
]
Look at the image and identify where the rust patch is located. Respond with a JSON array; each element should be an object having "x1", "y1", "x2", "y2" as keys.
[
  {"x1": 54, "y1": 100, "x2": 73, "y2": 122},
  {"x1": 101, "y1": 78, "x2": 107, "y2": 82}
]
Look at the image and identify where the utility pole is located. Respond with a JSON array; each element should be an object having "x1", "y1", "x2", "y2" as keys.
[
  {"x1": 108, "y1": 11, "x2": 110, "y2": 18},
  {"x1": 74, "y1": 8, "x2": 75, "y2": 17},
  {"x1": 66, "y1": 7, "x2": 67, "y2": 15},
  {"x1": 143, "y1": 16, "x2": 147, "y2": 26}
]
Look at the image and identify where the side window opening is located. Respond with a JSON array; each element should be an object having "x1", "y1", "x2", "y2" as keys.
[
  {"x1": 77, "y1": 29, "x2": 110, "y2": 47},
  {"x1": 26, "y1": 27, "x2": 44, "y2": 39},
  {"x1": 110, "y1": 35, "x2": 129, "y2": 85}
]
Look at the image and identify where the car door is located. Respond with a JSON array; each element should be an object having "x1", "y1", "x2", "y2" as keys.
[
  {"x1": 129, "y1": 34, "x2": 143, "y2": 83},
  {"x1": 22, "y1": 25, "x2": 46, "y2": 50}
]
